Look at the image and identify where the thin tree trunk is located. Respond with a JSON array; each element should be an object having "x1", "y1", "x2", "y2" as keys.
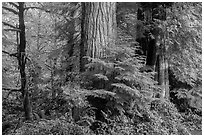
[
  {"x1": 51, "y1": 59, "x2": 57, "y2": 99},
  {"x1": 80, "y1": 2, "x2": 117, "y2": 72},
  {"x1": 66, "y1": 7, "x2": 76, "y2": 72},
  {"x1": 158, "y1": 47, "x2": 169, "y2": 99},
  {"x1": 51, "y1": 18, "x2": 57, "y2": 99},
  {"x1": 164, "y1": 57, "x2": 169, "y2": 98},
  {"x1": 158, "y1": 45, "x2": 166, "y2": 98},
  {"x1": 80, "y1": 2, "x2": 86, "y2": 72},
  {"x1": 36, "y1": 11, "x2": 41, "y2": 52},
  {"x1": 18, "y1": 2, "x2": 32, "y2": 120}
]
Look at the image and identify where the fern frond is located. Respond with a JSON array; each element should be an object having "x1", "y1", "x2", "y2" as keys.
[
  {"x1": 87, "y1": 89, "x2": 116, "y2": 99},
  {"x1": 85, "y1": 57, "x2": 114, "y2": 72},
  {"x1": 93, "y1": 73, "x2": 109, "y2": 81},
  {"x1": 111, "y1": 83, "x2": 140, "y2": 97}
]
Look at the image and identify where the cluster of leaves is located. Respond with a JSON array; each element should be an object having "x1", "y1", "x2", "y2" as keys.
[
  {"x1": 117, "y1": 2, "x2": 202, "y2": 90},
  {"x1": 169, "y1": 87, "x2": 202, "y2": 134},
  {"x1": 181, "y1": 111, "x2": 202, "y2": 133},
  {"x1": 144, "y1": 99, "x2": 190, "y2": 135},
  {"x1": 166, "y1": 2, "x2": 202, "y2": 86},
  {"x1": 170, "y1": 87, "x2": 202, "y2": 114},
  {"x1": 42, "y1": 2, "x2": 81, "y2": 74}
]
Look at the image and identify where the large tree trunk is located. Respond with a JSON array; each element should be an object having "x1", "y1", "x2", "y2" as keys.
[
  {"x1": 18, "y1": 2, "x2": 32, "y2": 120},
  {"x1": 80, "y1": 2, "x2": 116, "y2": 71}
]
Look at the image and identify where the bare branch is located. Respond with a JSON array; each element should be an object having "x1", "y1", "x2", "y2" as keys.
[
  {"x1": 8, "y1": 2, "x2": 19, "y2": 9},
  {"x1": 2, "y1": 50, "x2": 18, "y2": 58},
  {"x1": 3, "y1": 28, "x2": 21, "y2": 32},
  {"x1": 2, "y1": 22, "x2": 17, "y2": 29},
  {"x1": 24, "y1": 6, "x2": 50, "y2": 12},
  {"x1": 44, "y1": 63, "x2": 52, "y2": 71},
  {"x1": 2, "y1": 88, "x2": 21, "y2": 92},
  {"x1": 39, "y1": 44, "x2": 47, "y2": 51},
  {"x1": 2, "y1": 88, "x2": 22, "y2": 98},
  {"x1": 2, "y1": 6, "x2": 18, "y2": 15}
]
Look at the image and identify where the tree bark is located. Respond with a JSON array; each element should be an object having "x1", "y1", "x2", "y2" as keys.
[
  {"x1": 164, "y1": 57, "x2": 169, "y2": 98},
  {"x1": 80, "y1": 2, "x2": 86, "y2": 72},
  {"x1": 66, "y1": 4, "x2": 77, "y2": 72},
  {"x1": 80, "y1": 2, "x2": 117, "y2": 71},
  {"x1": 18, "y1": 2, "x2": 32, "y2": 120},
  {"x1": 154, "y1": 4, "x2": 169, "y2": 99},
  {"x1": 158, "y1": 45, "x2": 166, "y2": 98},
  {"x1": 157, "y1": 44, "x2": 169, "y2": 99}
]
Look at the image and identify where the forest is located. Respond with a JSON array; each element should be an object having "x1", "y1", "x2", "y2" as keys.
[{"x1": 2, "y1": 2, "x2": 202, "y2": 135}]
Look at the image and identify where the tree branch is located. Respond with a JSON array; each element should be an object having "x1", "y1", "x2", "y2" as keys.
[
  {"x1": 8, "y1": 2, "x2": 19, "y2": 9},
  {"x1": 2, "y1": 88, "x2": 21, "y2": 92},
  {"x1": 2, "y1": 22, "x2": 18, "y2": 29},
  {"x1": 2, "y1": 6, "x2": 18, "y2": 15},
  {"x1": 3, "y1": 28, "x2": 21, "y2": 32},
  {"x1": 2, "y1": 50, "x2": 18, "y2": 58},
  {"x1": 24, "y1": 6, "x2": 50, "y2": 12},
  {"x1": 2, "y1": 88, "x2": 22, "y2": 99},
  {"x1": 44, "y1": 63, "x2": 52, "y2": 71}
]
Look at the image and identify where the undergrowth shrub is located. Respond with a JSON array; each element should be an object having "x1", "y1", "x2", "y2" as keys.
[
  {"x1": 134, "y1": 99, "x2": 190, "y2": 135},
  {"x1": 14, "y1": 118, "x2": 93, "y2": 135},
  {"x1": 170, "y1": 87, "x2": 202, "y2": 115},
  {"x1": 181, "y1": 111, "x2": 202, "y2": 132},
  {"x1": 81, "y1": 44, "x2": 159, "y2": 122}
]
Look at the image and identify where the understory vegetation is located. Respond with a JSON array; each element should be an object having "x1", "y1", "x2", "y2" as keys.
[{"x1": 2, "y1": 2, "x2": 202, "y2": 135}]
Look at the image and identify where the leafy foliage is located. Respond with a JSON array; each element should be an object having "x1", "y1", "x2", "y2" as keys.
[
  {"x1": 170, "y1": 87, "x2": 202, "y2": 114},
  {"x1": 134, "y1": 99, "x2": 190, "y2": 135},
  {"x1": 81, "y1": 30, "x2": 159, "y2": 121},
  {"x1": 14, "y1": 118, "x2": 93, "y2": 135},
  {"x1": 166, "y1": 2, "x2": 202, "y2": 86},
  {"x1": 2, "y1": 2, "x2": 202, "y2": 135}
]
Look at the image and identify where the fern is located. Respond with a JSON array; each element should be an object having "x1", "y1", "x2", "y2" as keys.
[
  {"x1": 111, "y1": 83, "x2": 140, "y2": 97},
  {"x1": 93, "y1": 74, "x2": 109, "y2": 81},
  {"x1": 171, "y1": 87, "x2": 202, "y2": 113},
  {"x1": 87, "y1": 89, "x2": 116, "y2": 99},
  {"x1": 81, "y1": 37, "x2": 159, "y2": 119}
]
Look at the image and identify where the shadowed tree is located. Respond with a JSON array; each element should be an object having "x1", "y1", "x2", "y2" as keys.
[
  {"x1": 138, "y1": 3, "x2": 170, "y2": 99},
  {"x1": 2, "y1": 2, "x2": 33, "y2": 120}
]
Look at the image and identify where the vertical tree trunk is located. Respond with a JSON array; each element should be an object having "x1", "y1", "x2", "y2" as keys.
[
  {"x1": 158, "y1": 45, "x2": 166, "y2": 98},
  {"x1": 164, "y1": 57, "x2": 169, "y2": 98},
  {"x1": 158, "y1": 44, "x2": 169, "y2": 99},
  {"x1": 66, "y1": 4, "x2": 77, "y2": 72},
  {"x1": 18, "y1": 2, "x2": 32, "y2": 120},
  {"x1": 51, "y1": 18, "x2": 57, "y2": 99},
  {"x1": 80, "y1": 2, "x2": 116, "y2": 71},
  {"x1": 141, "y1": 3, "x2": 169, "y2": 99},
  {"x1": 155, "y1": 4, "x2": 169, "y2": 99},
  {"x1": 36, "y1": 11, "x2": 41, "y2": 52},
  {"x1": 80, "y1": 2, "x2": 86, "y2": 72}
]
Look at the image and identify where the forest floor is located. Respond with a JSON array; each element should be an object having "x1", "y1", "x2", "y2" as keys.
[
  {"x1": 2, "y1": 86, "x2": 202, "y2": 135},
  {"x1": 2, "y1": 97, "x2": 202, "y2": 135},
  {"x1": 190, "y1": 130, "x2": 202, "y2": 135}
]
